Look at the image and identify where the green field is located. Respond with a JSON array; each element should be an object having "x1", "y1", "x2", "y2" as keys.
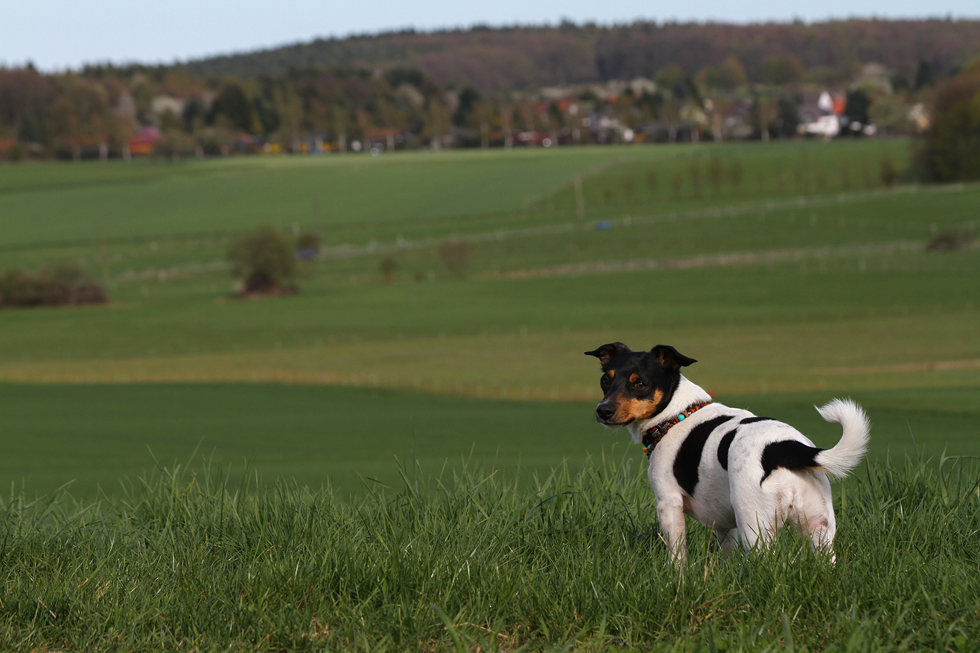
[
  {"x1": 0, "y1": 140, "x2": 978, "y2": 650},
  {"x1": 1, "y1": 140, "x2": 978, "y2": 491}
]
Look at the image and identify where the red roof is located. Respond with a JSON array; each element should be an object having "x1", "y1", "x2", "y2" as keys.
[{"x1": 130, "y1": 126, "x2": 162, "y2": 146}]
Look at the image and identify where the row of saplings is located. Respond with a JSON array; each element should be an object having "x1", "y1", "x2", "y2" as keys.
[{"x1": 228, "y1": 225, "x2": 473, "y2": 297}]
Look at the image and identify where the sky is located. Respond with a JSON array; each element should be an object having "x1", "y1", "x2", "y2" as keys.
[{"x1": 5, "y1": 0, "x2": 979, "y2": 71}]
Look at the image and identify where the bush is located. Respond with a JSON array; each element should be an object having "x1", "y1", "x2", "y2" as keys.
[
  {"x1": 295, "y1": 230, "x2": 321, "y2": 261},
  {"x1": 926, "y1": 228, "x2": 975, "y2": 252},
  {"x1": 228, "y1": 225, "x2": 298, "y2": 295},
  {"x1": 0, "y1": 264, "x2": 107, "y2": 308},
  {"x1": 437, "y1": 240, "x2": 472, "y2": 279},
  {"x1": 880, "y1": 157, "x2": 899, "y2": 187},
  {"x1": 380, "y1": 257, "x2": 397, "y2": 283}
]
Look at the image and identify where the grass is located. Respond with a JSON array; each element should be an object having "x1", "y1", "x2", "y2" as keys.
[
  {"x1": 0, "y1": 139, "x2": 977, "y2": 650},
  {"x1": 1, "y1": 383, "x2": 978, "y2": 500},
  {"x1": 1, "y1": 455, "x2": 977, "y2": 651},
  {"x1": 0, "y1": 139, "x2": 977, "y2": 494},
  {"x1": 0, "y1": 140, "x2": 910, "y2": 249}
]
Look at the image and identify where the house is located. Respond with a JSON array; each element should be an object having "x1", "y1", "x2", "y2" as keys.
[
  {"x1": 129, "y1": 126, "x2": 162, "y2": 155},
  {"x1": 799, "y1": 90, "x2": 844, "y2": 137}
]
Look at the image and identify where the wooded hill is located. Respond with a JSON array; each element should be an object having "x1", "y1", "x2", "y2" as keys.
[{"x1": 172, "y1": 19, "x2": 980, "y2": 91}]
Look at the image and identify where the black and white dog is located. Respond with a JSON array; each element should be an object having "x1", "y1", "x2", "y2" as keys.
[{"x1": 585, "y1": 342, "x2": 869, "y2": 562}]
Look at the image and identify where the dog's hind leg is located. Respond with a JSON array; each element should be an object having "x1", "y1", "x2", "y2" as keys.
[{"x1": 792, "y1": 471, "x2": 838, "y2": 563}]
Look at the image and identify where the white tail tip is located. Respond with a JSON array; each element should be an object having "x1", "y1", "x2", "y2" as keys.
[{"x1": 814, "y1": 398, "x2": 870, "y2": 479}]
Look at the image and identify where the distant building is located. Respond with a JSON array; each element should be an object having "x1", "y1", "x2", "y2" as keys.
[
  {"x1": 129, "y1": 126, "x2": 162, "y2": 155},
  {"x1": 799, "y1": 90, "x2": 845, "y2": 137}
]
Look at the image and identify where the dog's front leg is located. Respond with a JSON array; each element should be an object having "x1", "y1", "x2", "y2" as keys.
[{"x1": 657, "y1": 501, "x2": 687, "y2": 564}]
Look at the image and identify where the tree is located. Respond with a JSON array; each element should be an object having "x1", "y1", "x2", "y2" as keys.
[
  {"x1": 919, "y1": 70, "x2": 980, "y2": 181},
  {"x1": 209, "y1": 81, "x2": 252, "y2": 132},
  {"x1": 914, "y1": 60, "x2": 935, "y2": 91},
  {"x1": 424, "y1": 99, "x2": 451, "y2": 150},
  {"x1": 698, "y1": 56, "x2": 747, "y2": 92},
  {"x1": 275, "y1": 88, "x2": 304, "y2": 152},
  {"x1": 0, "y1": 67, "x2": 56, "y2": 145},
  {"x1": 227, "y1": 225, "x2": 298, "y2": 295},
  {"x1": 869, "y1": 95, "x2": 912, "y2": 134},
  {"x1": 775, "y1": 97, "x2": 800, "y2": 137},
  {"x1": 47, "y1": 77, "x2": 112, "y2": 160},
  {"x1": 378, "y1": 99, "x2": 404, "y2": 151},
  {"x1": 331, "y1": 98, "x2": 350, "y2": 152},
  {"x1": 761, "y1": 55, "x2": 805, "y2": 86},
  {"x1": 844, "y1": 89, "x2": 871, "y2": 128},
  {"x1": 750, "y1": 96, "x2": 777, "y2": 141}
]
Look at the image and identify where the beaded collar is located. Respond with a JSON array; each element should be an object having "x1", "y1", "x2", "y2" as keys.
[{"x1": 641, "y1": 401, "x2": 713, "y2": 457}]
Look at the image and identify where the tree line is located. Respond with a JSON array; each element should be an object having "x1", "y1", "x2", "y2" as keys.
[
  {"x1": 0, "y1": 19, "x2": 977, "y2": 183},
  {"x1": 173, "y1": 19, "x2": 980, "y2": 93}
]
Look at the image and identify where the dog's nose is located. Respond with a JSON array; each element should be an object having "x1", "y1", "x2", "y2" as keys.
[{"x1": 596, "y1": 404, "x2": 616, "y2": 421}]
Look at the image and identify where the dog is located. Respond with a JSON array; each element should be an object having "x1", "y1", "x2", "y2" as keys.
[{"x1": 585, "y1": 342, "x2": 869, "y2": 563}]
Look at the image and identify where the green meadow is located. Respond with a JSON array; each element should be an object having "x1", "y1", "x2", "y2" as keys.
[
  {"x1": 0, "y1": 140, "x2": 978, "y2": 650},
  {"x1": 0, "y1": 140, "x2": 978, "y2": 494}
]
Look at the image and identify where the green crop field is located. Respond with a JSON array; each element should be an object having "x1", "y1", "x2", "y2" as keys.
[{"x1": 0, "y1": 139, "x2": 978, "y2": 650}]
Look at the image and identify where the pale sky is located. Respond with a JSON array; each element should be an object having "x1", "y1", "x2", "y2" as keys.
[{"x1": 4, "y1": 0, "x2": 978, "y2": 71}]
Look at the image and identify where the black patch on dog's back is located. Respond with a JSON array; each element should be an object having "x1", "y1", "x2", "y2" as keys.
[
  {"x1": 717, "y1": 416, "x2": 773, "y2": 471},
  {"x1": 673, "y1": 415, "x2": 736, "y2": 496},
  {"x1": 760, "y1": 440, "x2": 824, "y2": 484},
  {"x1": 717, "y1": 429, "x2": 737, "y2": 470}
]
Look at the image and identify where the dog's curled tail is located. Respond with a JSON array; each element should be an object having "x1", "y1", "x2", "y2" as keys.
[{"x1": 813, "y1": 398, "x2": 870, "y2": 479}]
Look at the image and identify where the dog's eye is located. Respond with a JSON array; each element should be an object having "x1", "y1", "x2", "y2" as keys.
[
  {"x1": 600, "y1": 375, "x2": 610, "y2": 388},
  {"x1": 633, "y1": 381, "x2": 647, "y2": 390}
]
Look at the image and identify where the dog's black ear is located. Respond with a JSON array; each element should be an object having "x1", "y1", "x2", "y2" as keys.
[
  {"x1": 651, "y1": 345, "x2": 697, "y2": 372},
  {"x1": 584, "y1": 342, "x2": 631, "y2": 366}
]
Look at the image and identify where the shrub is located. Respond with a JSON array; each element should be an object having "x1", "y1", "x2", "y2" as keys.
[
  {"x1": 380, "y1": 257, "x2": 397, "y2": 283},
  {"x1": 295, "y1": 230, "x2": 321, "y2": 261},
  {"x1": 621, "y1": 174, "x2": 635, "y2": 198},
  {"x1": 0, "y1": 264, "x2": 107, "y2": 308},
  {"x1": 707, "y1": 155, "x2": 723, "y2": 195},
  {"x1": 728, "y1": 159, "x2": 744, "y2": 189},
  {"x1": 880, "y1": 157, "x2": 899, "y2": 187},
  {"x1": 228, "y1": 225, "x2": 298, "y2": 295},
  {"x1": 645, "y1": 169, "x2": 658, "y2": 191},
  {"x1": 926, "y1": 228, "x2": 975, "y2": 252},
  {"x1": 437, "y1": 240, "x2": 472, "y2": 279}
]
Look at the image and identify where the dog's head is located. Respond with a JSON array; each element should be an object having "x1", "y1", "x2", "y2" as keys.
[{"x1": 584, "y1": 342, "x2": 696, "y2": 427}]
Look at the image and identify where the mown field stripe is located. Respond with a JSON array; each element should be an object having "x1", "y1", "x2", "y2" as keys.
[{"x1": 488, "y1": 240, "x2": 937, "y2": 279}]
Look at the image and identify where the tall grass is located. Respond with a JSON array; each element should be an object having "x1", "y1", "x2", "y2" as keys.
[{"x1": 1, "y1": 453, "x2": 977, "y2": 651}]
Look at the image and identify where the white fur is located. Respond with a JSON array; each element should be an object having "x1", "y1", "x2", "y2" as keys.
[
  {"x1": 621, "y1": 375, "x2": 869, "y2": 563},
  {"x1": 814, "y1": 398, "x2": 871, "y2": 478}
]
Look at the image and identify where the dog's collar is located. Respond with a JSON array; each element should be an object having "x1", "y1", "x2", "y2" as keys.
[{"x1": 641, "y1": 401, "x2": 713, "y2": 457}]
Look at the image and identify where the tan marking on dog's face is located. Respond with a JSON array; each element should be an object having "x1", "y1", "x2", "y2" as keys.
[
  {"x1": 607, "y1": 370, "x2": 615, "y2": 379},
  {"x1": 629, "y1": 373, "x2": 639, "y2": 384},
  {"x1": 609, "y1": 389, "x2": 666, "y2": 423}
]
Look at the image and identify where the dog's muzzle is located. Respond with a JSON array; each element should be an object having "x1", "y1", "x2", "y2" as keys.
[{"x1": 595, "y1": 402, "x2": 616, "y2": 422}]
